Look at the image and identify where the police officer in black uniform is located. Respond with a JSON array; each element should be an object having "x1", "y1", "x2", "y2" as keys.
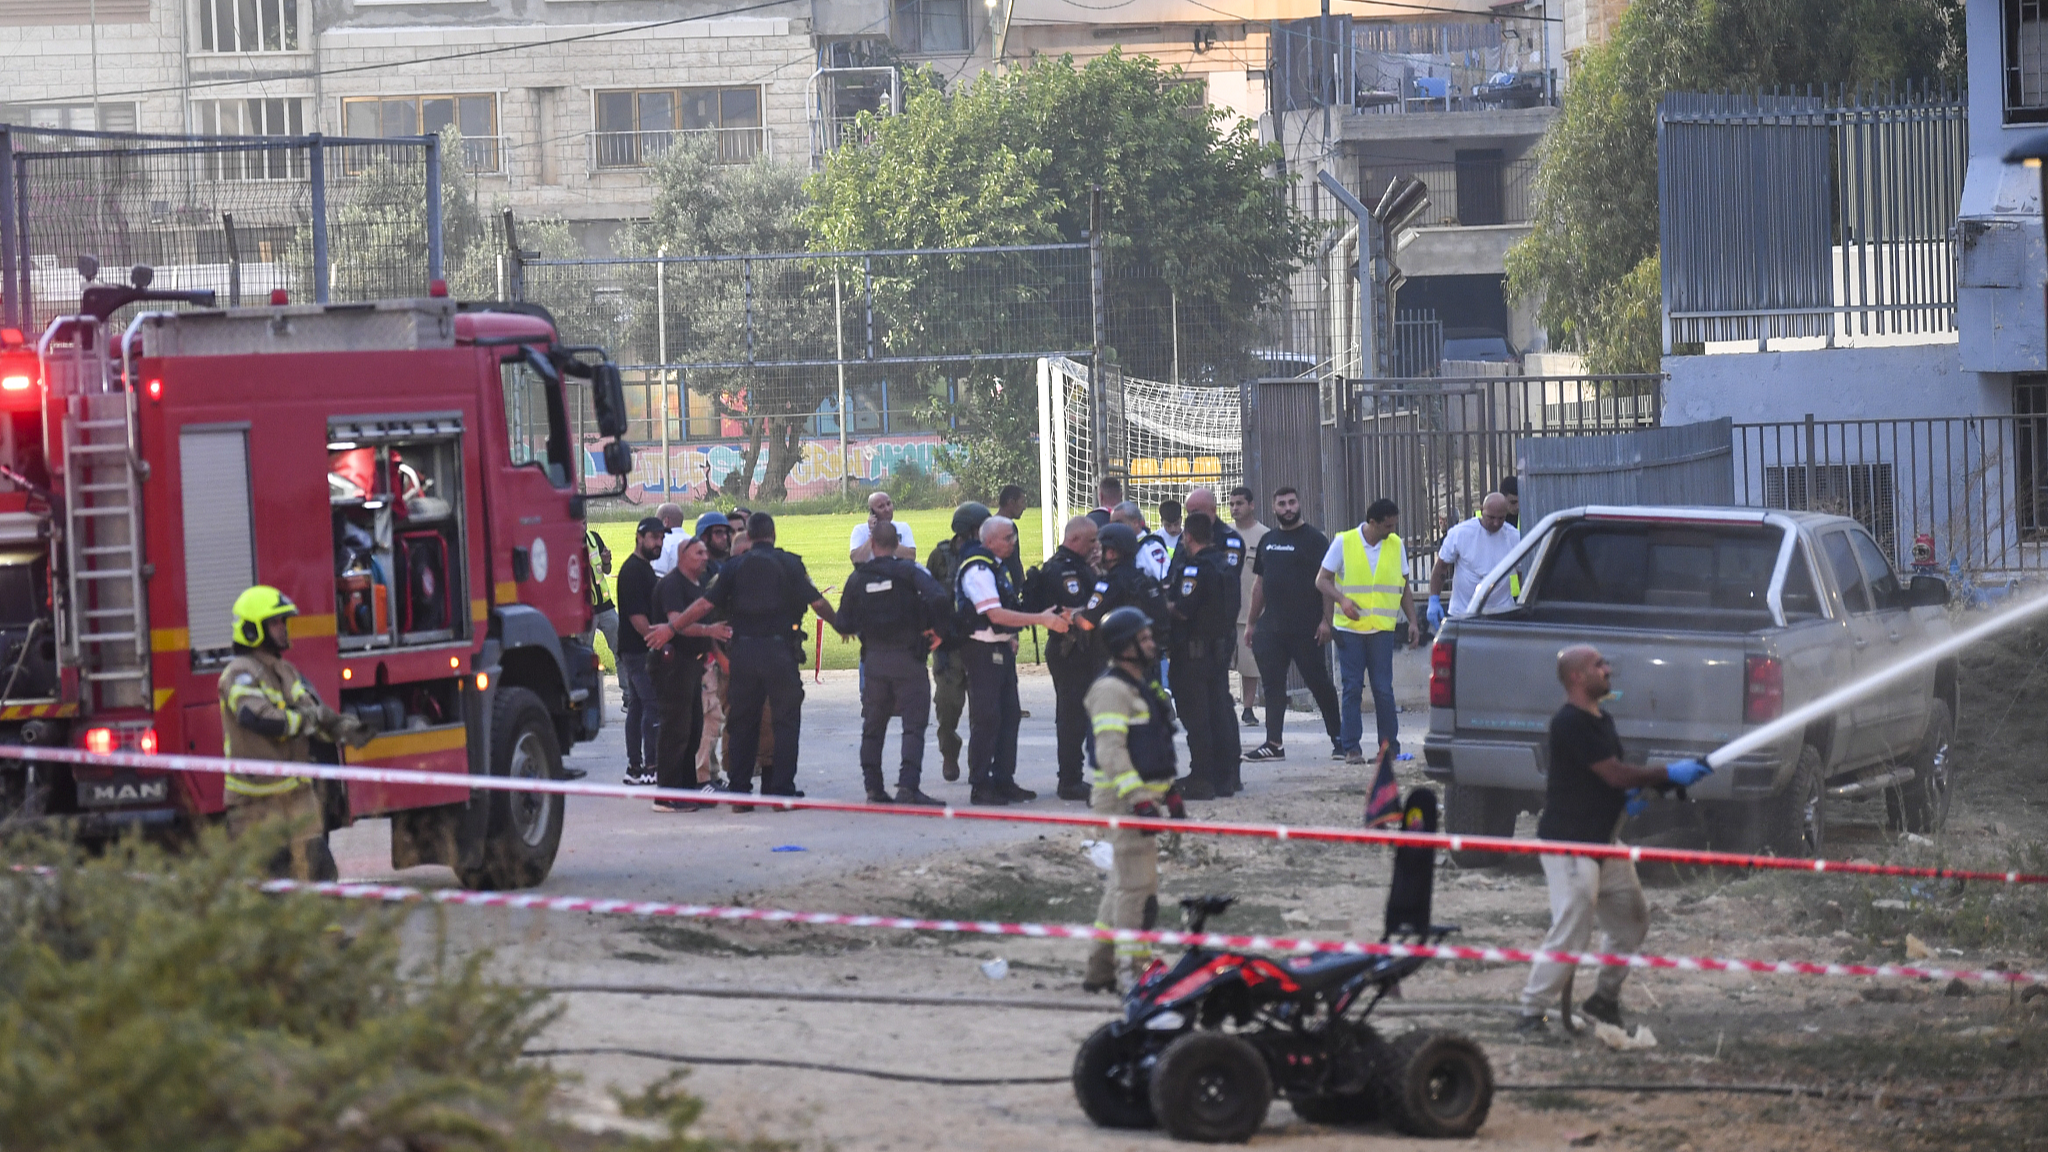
[
  {"x1": 1080, "y1": 523, "x2": 1172, "y2": 649},
  {"x1": 1166, "y1": 513, "x2": 1242, "y2": 800},
  {"x1": 1170, "y1": 487, "x2": 1246, "y2": 619},
  {"x1": 672, "y1": 511, "x2": 839, "y2": 801},
  {"x1": 837, "y1": 520, "x2": 951, "y2": 806},
  {"x1": 1023, "y1": 514, "x2": 1102, "y2": 801}
]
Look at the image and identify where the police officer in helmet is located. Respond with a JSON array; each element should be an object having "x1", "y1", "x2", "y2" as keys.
[
  {"x1": 1167, "y1": 513, "x2": 1242, "y2": 800},
  {"x1": 219, "y1": 585, "x2": 372, "y2": 880},
  {"x1": 836, "y1": 520, "x2": 952, "y2": 806},
  {"x1": 1082, "y1": 606, "x2": 1185, "y2": 992},
  {"x1": 1080, "y1": 523, "x2": 1172, "y2": 650},
  {"x1": 926, "y1": 501, "x2": 991, "y2": 782},
  {"x1": 1023, "y1": 515, "x2": 1101, "y2": 801}
]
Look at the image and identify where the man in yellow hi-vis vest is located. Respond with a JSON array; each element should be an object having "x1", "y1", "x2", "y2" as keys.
[
  {"x1": 1313, "y1": 498, "x2": 1421, "y2": 766},
  {"x1": 219, "y1": 586, "x2": 370, "y2": 881}
]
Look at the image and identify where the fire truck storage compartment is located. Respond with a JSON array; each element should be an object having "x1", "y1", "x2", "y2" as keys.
[
  {"x1": 330, "y1": 416, "x2": 464, "y2": 651},
  {"x1": 0, "y1": 551, "x2": 57, "y2": 701},
  {"x1": 341, "y1": 675, "x2": 461, "y2": 738}
]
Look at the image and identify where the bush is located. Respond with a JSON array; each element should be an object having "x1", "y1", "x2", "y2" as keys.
[
  {"x1": 0, "y1": 827, "x2": 749, "y2": 1151},
  {"x1": 885, "y1": 459, "x2": 952, "y2": 510}
]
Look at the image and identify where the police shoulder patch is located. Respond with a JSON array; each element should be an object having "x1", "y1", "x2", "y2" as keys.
[{"x1": 1064, "y1": 576, "x2": 1081, "y2": 594}]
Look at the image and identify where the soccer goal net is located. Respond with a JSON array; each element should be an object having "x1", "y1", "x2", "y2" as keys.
[{"x1": 1036, "y1": 356, "x2": 1243, "y2": 559}]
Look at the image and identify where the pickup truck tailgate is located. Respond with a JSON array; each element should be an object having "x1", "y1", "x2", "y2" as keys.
[{"x1": 1451, "y1": 622, "x2": 1753, "y2": 749}]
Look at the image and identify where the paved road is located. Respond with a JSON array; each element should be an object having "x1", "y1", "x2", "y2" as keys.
[{"x1": 332, "y1": 652, "x2": 1435, "y2": 903}]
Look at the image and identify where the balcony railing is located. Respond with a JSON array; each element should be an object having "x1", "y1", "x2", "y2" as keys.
[
  {"x1": 1356, "y1": 158, "x2": 1537, "y2": 228},
  {"x1": 587, "y1": 126, "x2": 767, "y2": 170},
  {"x1": 335, "y1": 136, "x2": 507, "y2": 177}
]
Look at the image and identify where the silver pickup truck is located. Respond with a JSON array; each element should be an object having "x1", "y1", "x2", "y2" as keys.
[{"x1": 1423, "y1": 506, "x2": 1956, "y2": 858}]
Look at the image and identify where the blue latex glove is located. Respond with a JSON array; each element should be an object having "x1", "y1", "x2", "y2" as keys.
[
  {"x1": 1665, "y1": 758, "x2": 1713, "y2": 787},
  {"x1": 1624, "y1": 788, "x2": 1648, "y2": 818},
  {"x1": 1426, "y1": 594, "x2": 1445, "y2": 631}
]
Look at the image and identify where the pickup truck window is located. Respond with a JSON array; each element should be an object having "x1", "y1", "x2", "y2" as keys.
[
  {"x1": 1821, "y1": 531, "x2": 1872, "y2": 613},
  {"x1": 1848, "y1": 530, "x2": 1903, "y2": 607},
  {"x1": 1536, "y1": 523, "x2": 1785, "y2": 611}
]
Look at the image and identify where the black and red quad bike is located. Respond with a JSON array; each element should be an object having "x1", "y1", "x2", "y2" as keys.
[{"x1": 1071, "y1": 788, "x2": 1493, "y2": 1143}]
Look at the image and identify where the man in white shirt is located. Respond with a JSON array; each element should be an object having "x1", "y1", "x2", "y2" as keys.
[
  {"x1": 1427, "y1": 492, "x2": 1520, "y2": 630},
  {"x1": 650, "y1": 503, "x2": 689, "y2": 576},
  {"x1": 1113, "y1": 502, "x2": 1171, "y2": 582},
  {"x1": 1157, "y1": 499, "x2": 1184, "y2": 556},
  {"x1": 850, "y1": 490, "x2": 918, "y2": 564}
]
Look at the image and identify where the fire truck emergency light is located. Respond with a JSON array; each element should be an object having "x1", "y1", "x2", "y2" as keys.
[{"x1": 0, "y1": 329, "x2": 36, "y2": 392}]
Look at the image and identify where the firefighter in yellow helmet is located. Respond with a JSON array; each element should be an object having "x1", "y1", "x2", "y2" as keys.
[{"x1": 219, "y1": 585, "x2": 370, "y2": 880}]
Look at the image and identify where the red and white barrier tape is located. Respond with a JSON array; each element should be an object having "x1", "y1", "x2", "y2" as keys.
[
  {"x1": 6, "y1": 743, "x2": 2044, "y2": 887},
  {"x1": 264, "y1": 877, "x2": 2048, "y2": 988}
]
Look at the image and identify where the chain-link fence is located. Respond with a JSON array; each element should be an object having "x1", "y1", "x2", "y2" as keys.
[
  {"x1": 3, "y1": 126, "x2": 444, "y2": 330},
  {"x1": 517, "y1": 242, "x2": 1099, "y2": 504}
]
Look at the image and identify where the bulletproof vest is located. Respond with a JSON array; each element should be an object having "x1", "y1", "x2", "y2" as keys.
[
  {"x1": 850, "y1": 558, "x2": 925, "y2": 650},
  {"x1": 1111, "y1": 666, "x2": 1179, "y2": 782},
  {"x1": 725, "y1": 548, "x2": 799, "y2": 636},
  {"x1": 954, "y1": 545, "x2": 1019, "y2": 636}
]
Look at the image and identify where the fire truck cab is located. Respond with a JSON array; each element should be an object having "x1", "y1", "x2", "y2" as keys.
[{"x1": 0, "y1": 264, "x2": 632, "y2": 890}]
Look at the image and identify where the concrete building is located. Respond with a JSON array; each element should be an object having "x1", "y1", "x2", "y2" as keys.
[
  {"x1": 1, "y1": 0, "x2": 1409, "y2": 254},
  {"x1": 1262, "y1": 3, "x2": 1562, "y2": 374}
]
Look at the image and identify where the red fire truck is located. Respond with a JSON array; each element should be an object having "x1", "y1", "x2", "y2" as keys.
[{"x1": 0, "y1": 261, "x2": 633, "y2": 889}]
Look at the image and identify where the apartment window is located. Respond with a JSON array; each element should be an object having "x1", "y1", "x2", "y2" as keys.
[
  {"x1": 893, "y1": 0, "x2": 971, "y2": 54},
  {"x1": 0, "y1": 103, "x2": 137, "y2": 134},
  {"x1": 341, "y1": 95, "x2": 500, "y2": 172},
  {"x1": 198, "y1": 0, "x2": 298, "y2": 52},
  {"x1": 194, "y1": 98, "x2": 306, "y2": 180},
  {"x1": 592, "y1": 88, "x2": 763, "y2": 168},
  {"x1": 2008, "y1": 1, "x2": 2048, "y2": 123}
]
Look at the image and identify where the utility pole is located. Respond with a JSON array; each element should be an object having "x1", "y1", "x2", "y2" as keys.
[
  {"x1": 657, "y1": 247, "x2": 671, "y2": 502},
  {"x1": 1088, "y1": 185, "x2": 1109, "y2": 483},
  {"x1": 835, "y1": 268, "x2": 849, "y2": 498}
]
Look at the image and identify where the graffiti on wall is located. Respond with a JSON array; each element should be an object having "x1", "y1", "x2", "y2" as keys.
[{"x1": 584, "y1": 435, "x2": 951, "y2": 503}]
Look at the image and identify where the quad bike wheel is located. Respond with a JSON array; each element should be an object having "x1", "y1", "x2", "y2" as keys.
[
  {"x1": 1073, "y1": 1023, "x2": 1157, "y2": 1130},
  {"x1": 1148, "y1": 1031, "x2": 1272, "y2": 1143},
  {"x1": 1377, "y1": 1030, "x2": 1493, "y2": 1138}
]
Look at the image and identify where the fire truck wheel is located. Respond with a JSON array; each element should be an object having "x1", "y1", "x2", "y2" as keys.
[{"x1": 458, "y1": 686, "x2": 565, "y2": 890}]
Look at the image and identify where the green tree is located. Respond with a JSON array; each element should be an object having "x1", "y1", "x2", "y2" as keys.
[
  {"x1": 1505, "y1": 0, "x2": 1960, "y2": 373},
  {"x1": 808, "y1": 52, "x2": 1315, "y2": 494},
  {"x1": 636, "y1": 141, "x2": 835, "y2": 503}
]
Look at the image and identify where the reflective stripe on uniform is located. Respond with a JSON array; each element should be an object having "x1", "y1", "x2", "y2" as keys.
[{"x1": 1332, "y1": 529, "x2": 1405, "y2": 634}]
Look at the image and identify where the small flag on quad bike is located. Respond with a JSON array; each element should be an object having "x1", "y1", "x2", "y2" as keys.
[{"x1": 1363, "y1": 741, "x2": 1403, "y2": 828}]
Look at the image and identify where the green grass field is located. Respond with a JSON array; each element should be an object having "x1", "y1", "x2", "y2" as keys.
[{"x1": 592, "y1": 509, "x2": 1050, "y2": 671}]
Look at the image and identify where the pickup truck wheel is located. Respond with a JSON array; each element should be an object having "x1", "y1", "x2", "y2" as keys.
[
  {"x1": 1445, "y1": 784, "x2": 1518, "y2": 866},
  {"x1": 1705, "y1": 745, "x2": 1825, "y2": 858},
  {"x1": 1884, "y1": 700, "x2": 1952, "y2": 835},
  {"x1": 454, "y1": 686, "x2": 565, "y2": 891}
]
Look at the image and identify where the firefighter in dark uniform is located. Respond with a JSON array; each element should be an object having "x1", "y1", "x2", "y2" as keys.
[
  {"x1": 926, "y1": 501, "x2": 991, "y2": 783},
  {"x1": 1022, "y1": 514, "x2": 1101, "y2": 801},
  {"x1": 1082, "y1": 606, "x2": 1185, "y2": 992},
  {"x1": 671, "y1": 512, "x2": 839, "y2": 800},
  {"x1": 219, "y1": 585, "x2": 371, "y2": 880},
  {"x1": 836, "y1": 520, "x2": 951, "y2": 806},
  {"x1": 1166, "y1": 513, "x2": 1242, "y2": 800}
]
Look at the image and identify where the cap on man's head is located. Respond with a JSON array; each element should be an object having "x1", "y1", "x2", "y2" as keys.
[{"x1": 636, "y1": 516, "x2": 667, "y2": 537}]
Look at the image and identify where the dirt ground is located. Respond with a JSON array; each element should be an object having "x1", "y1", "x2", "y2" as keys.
[{"x1": 422, "y1": 627, "x2": 2048, "y2": 1151}]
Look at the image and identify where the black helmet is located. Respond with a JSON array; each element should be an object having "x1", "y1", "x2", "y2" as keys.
[
  {"x1": 1098, "y1": 522, "x2": 1139, "y2": 559},
  {"x1": 951, "y1": 501, "x2": 992, "y2": 538},
  {"x1": 1098, "y1": 606, "x2": 1152, "y2": 658}
]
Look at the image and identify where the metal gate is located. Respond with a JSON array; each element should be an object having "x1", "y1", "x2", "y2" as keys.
[{"x1": 1329, "y1": 373, "x2": 1664, "y2": 584}]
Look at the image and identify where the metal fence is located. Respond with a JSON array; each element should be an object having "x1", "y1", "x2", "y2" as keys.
[
  {"x1": 1732, "y1": 414, "x2": 2048, "y2": 577},
  {"x1": 1331, "y1": 374, "x2": 1664, "y2": 584},
  {"x1": 1658, "y1": 85, "x2": 1966, "y2": 351},
  {"x1": 2, "y1": 126, "x2": 445, "y2": 330},
  {"x1": 1268, "y1": 14, "x2": 1554, "y2": 116}
]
